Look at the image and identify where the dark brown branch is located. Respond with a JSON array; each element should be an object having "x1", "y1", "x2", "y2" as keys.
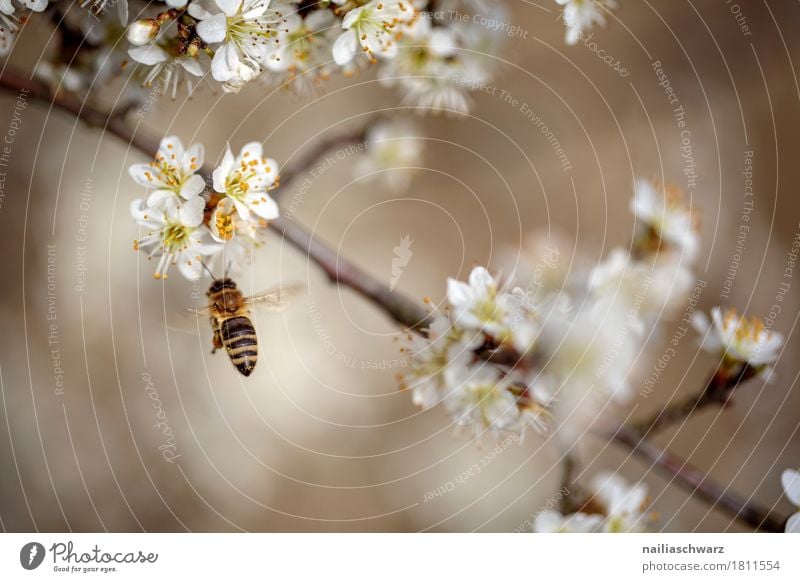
[
  {"x1": 277, "y1": 128, "x2": 368, "y2": 194},
  {"x1": 0, "y1": 67, "x2": 430, "y2": 333},
  {"x1": 629, "y1": 364, "x2": 757, "y2": 436},
  {"x1": 610, "y1": 424, "x2": 785, "y2": 532},
  {"x1": 1, "y1": 66, "x2": 785, "y2": 532}
]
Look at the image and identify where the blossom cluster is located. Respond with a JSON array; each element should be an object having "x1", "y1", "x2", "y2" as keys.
[
  {"x1": 401, "y1": 177, "x2": 784, "y2": 440},
  {"x1": 129, "y1": 135, "x2": 280, "y2": 280},
  {"x1": 123, "y1": 0, "x2": 503, "y2": 109},
  {"x1": 5, "y1": 1, "x2": 627, "y2": 112}
]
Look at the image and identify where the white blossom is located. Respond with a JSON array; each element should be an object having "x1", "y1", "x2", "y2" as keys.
[
  {"x1": 264, "y1": 7, "x2": 336, "y2": 91},
  {"x1": 128, "y1": 136, "x2": 206, "y2": 208},
  {"x1": 590, "y1": 471, "x2": 650, "y2": 532},
  {"x1": 377, "y1": 16, "x2": 479, "y2": 115},
  {"x1": 332, "y1": 0, "x2": 417, "y2": 66},
  {"x1": 189, "y1": 0, "x2": 282, "y2": 92},
  {"x1": 533, "y1": 510, "x2": 603, "y2": 533},
  {"x1": 631, "y1": 177, "x2": 700, "y2": 259},
  {"x1": 399, "y1": 313, "x2": 479, "y2": 409},
  {"x1": 127, "y1": 18, "x2": 160, "y2": 46},
  {"x1": 443, "y1": 364, "x2": 535, "y2": 438},
  {"x1": 131, "y1": 197, "x2": 220, "y2": 280},
  {"x1": 556, "y1": 0, "x2": 618, "y2": 45},
  {"x1": 447, "y1": 266, "x2": 539, "y2": 353},
  {"x1": 212, "y1": 141, "x2": 280, "y2": 221},
  {"x1": 692, "y1": 307, "x2": 783, "y2": 371},
  {"x1": 353, "y1": 120, "x2": 423, "y2": 192},
  {"x1": 781, "y1": 469, "x2": 800, "y2": 533},
  {"x1": 208, "y1": 197, "x2": 264, "y2": 274},
  {"x1": 0, "y1": 0, "x2": 17, "y2": 56},
  {"x1": 129, "y1": 45, "x2": 205, "y2": 98},
  {"x1": 589, "y1": 247, "x2": 694, "y2": 325}
]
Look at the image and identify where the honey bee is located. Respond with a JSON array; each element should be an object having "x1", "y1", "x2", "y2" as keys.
[{"x1": 192, "y1": 277, "x2": 300, "y2": 376}]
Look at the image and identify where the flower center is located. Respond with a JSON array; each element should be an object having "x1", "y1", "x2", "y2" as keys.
[
  {"x1": 162, "y1": 221, "x2": 191, "y2": 252},
  {"x1": 215, "y1": 212, "x2": 235, "y2": 241}
]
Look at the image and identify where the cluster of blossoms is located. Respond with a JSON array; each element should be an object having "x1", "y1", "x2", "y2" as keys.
[
  {"x1": 534, "y1": 472, "x2": 653, "y2": 532},
  {"x1": 122, "y1": 0, "x2": 502, "y2": 109},
  {"x1": 129, "y1": 119, "x2": 421, "y2": 279},
  {"x1": 129, "y1": 135, "x2": 280, "y2": 279},
  {"x1": 401, "y1": 176, "x2": 784, "y2": 441},
  {"x1": 0, "y1": 0, "x2": 48, "y2": 55},
  {"x1": 5, "y1": 1, "x2": 627, "y2": 111}
]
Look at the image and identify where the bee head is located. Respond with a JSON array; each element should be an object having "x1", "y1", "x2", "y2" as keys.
[{"x1": 207, "y1": 277, "x2": 237, "y2": 296}]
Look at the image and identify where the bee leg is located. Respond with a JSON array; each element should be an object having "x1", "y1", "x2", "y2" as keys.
[{"x1": 211, "y1": 330, "x2": 223, "y2": 354}]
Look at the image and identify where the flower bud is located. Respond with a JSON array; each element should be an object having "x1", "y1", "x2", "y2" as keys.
[{"x1": 127, "y1": 19, "x2": 160, "y2": 46}]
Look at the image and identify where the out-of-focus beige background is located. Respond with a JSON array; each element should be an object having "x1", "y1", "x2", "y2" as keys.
[{"x1": 1, "y1": 1, "x2": 798, "y2": 532}]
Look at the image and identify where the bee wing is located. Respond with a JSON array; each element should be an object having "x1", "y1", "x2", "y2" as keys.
[
  {"x1": 165, "y1": 308, "x2": 211, "y2": 337},
  {"x1": 244, "y1": 284, "x2": 305, "y2": 312}
]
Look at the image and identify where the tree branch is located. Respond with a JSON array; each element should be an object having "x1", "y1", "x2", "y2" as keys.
[
  {"x1": 0, "y1": 68, "x2": 431, "y2": 333},
  {"x1": 610, "y1": 424, "x2": 785, "y2": 532},
  {"x1": 1, "y1": 66, "x2": 785, "y2": 533},
  {"x1": 629, "y1": 364, "x2": 757, "y2": 436}
]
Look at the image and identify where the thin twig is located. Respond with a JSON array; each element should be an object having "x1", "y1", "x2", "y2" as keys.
[
  {"x1": 1, "y1": 66, "x2": 785, "y2": 532},
  {"x1": 0, "y1": 68, "x2": 431, "y2": 333},
  {"x1": 610, "y1": 424, "x2": 784, "y2": 532},
  {"x1": 629, "y1": 364, "x2": 757, "y2": 436}
]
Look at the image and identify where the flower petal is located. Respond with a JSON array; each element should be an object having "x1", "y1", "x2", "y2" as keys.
[
  {"x1": 196, "y1": 12, "x2": 228, "y2": 44},
  {"x1": 246, "y1": 193, "x2": 279, "y2": 220},
  {"x1": 180, "y1": 196, "x2": 205, "y2": 227},
  {"x1": 213, "y1": 145, "x2": 235, "y2": 192},
  {"x1": 333, "y1": 30, "x2": 359, "y2": 66},
  {"x1": 128, "y1": 45, "x2": 169, "y2": 66},
  {"x1": 782, "y1": 469, "x2": 800, "y2": 506},
  {"x1": 786, "y1": 512, "x2": 800, "y2": 533},
  {"x1": 180, "y1": 174, "x2": 206, "y2": 200}
]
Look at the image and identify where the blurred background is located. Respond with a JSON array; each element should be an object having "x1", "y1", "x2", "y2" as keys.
[{"x1": 0, "y1": 0, "x2": 798, "y2": 532}]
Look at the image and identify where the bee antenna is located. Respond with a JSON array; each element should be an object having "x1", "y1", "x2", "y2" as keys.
[{"x1": 200, "y1": 260, "x2": 217, "y2": 281}]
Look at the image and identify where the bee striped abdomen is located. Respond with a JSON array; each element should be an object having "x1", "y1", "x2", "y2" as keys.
[{"x1": 220, "y1": 316, "x2": 258, "y2": 376}]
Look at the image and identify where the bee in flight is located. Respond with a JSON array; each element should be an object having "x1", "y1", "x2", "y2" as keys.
[{"x1": 191, "y1": 276, "x2": 300, "y2": 377}]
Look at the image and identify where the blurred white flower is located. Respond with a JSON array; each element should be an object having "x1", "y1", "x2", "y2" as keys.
[
  {"x1": 0, "y1": 0, "x2": 17, "y2": 56},
  {"x1": 498, "y1": 230, "x2": 570, "y2": 299},
  {"x1": 447, "y1": 266, "x2": 539, "y2": 352},
  {"x1": 631, "y1": 178, "x2": 700, "y2": 259},
  {"x1": 128, "y1": 136, "x2": 206, "y2": 208},
  {"x1": 590, "y1": 471, "x2": 650, "y2": 532},
  {"x1": 332, "y1": 0, "x2": 417, "y2": 65},
  {"x1": 399, "y1": 313, "x2": 480, "y2": 409},
  {"x1": 212, "y1": 141, "x2": 280, "y2": 221},
  {"x1": 781, "y1": 469, "x2": 800, "y2": 533},
  {"x1": 556, "y1": 0, "x2": 618, "y2": 45},
  {"x1": 209, "y1": 197, "x2": 265, "y2": 274},
  {"x1": 589, "y1": 247, "x2": 693, "y2": 325},
  {"x1": 34, "y1": 61, "x2": 85, "y2": 95},
  {"x1": 264, "y1": 7, "x2": 336, "y2": 91},
  {"x1": 353, "y1": 120, "x2": 423, "y2": 192},
  {"x1": 131, "y1": 197, "x2": 220, "y2": 280},
  {"x1": 533, "y1": 510, "x2": 603, "y2": 532},
  {"x1": 190, "y1": 0, "x2": 282, "y2": 91},
  {"x1": 692, "y1": 307, "x2": 783, "y2": 371},
  {"x1": 377, "y1": 16, "x2": 480, "y2": 115},
  {"x1": 443, "y1": 364, "x2": 534, "y2": 437}
]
